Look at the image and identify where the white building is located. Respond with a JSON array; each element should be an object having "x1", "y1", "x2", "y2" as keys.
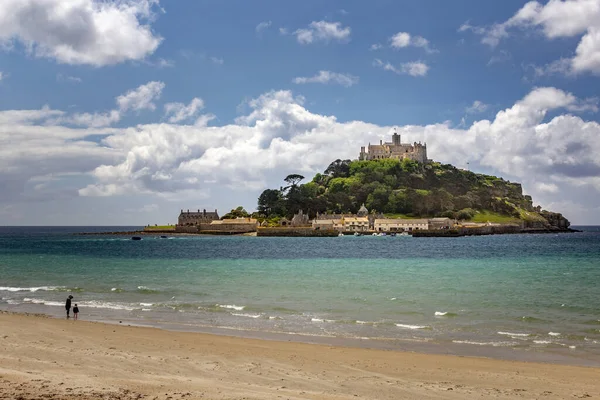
[
  {"x1": 312, "y1": 216, "x2": 370, "y2": 232},
  {"x1": 374, "y1": 219, "x2": 429, "y2": 232}
]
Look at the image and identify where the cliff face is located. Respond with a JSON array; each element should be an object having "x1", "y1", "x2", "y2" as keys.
[{"x1": 535, "y1": 211, "x2": 571, "y2": 230}]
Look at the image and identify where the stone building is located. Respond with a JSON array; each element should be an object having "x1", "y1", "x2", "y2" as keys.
[
  {"x1": 374, "y1": 219, "x2": 429, "y2": 232},
  {"x1": 359, "y1": 131, "x2": 427, "y2": 164},
  {"x1": 290, "y1": 210, "x2": 310, "y2": 226},
  {"x1": 178, "y1": 209, "x2": 219, "y2": 226},
  {"x1": 312, "y1": 204, "x2": 380, "y2": 232},
  {"x1": 429, "y1": 217, "x2": 454, "y2": 230}
]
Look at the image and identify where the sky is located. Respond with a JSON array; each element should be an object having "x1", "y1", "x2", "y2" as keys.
[{"x1": 1, "y1": 0, "x2": 600, "y2": 226}]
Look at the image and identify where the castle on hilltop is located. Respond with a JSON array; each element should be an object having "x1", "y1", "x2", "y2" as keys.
[{"x1": 359, "y1": 131, "x2": 428, "y2": 164}]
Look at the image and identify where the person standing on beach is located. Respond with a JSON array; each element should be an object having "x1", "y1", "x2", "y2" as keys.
[
  {"x1": 73, "y1": 304, "x2": 79, "y2": 320},
  {"x1": 65, "y1": 295, "x2": 73, "y2": 318}
]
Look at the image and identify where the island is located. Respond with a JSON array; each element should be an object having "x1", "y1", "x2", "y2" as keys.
[{"x1": 107, "y1": 133, "x2": 574, "y2": 238}]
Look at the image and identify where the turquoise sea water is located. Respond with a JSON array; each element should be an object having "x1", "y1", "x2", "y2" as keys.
[{"x1": 1, "y1": 226, "x2": 600, "y2": 365}]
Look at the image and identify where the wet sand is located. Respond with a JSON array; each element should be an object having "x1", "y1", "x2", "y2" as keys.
[{"x1": 1, "y1": 312, "x2": 598, "y2": 400}]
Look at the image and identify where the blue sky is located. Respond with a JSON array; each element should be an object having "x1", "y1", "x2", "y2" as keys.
[{"x1": 1, "y1": 0, "x2": 600, "y2": 225}]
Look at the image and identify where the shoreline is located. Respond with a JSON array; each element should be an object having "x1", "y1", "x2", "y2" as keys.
[
  {"x1": 3, "y1": 305, "x2": 600, "y2": 369},
  {"x1": 1, "y1": 311, "x2": 599, "y2": 400},
  {"x1": 76, "y1": 228, "x2": 579, "y2": 237}
]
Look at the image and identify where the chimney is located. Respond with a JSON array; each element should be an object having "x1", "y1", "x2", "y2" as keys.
[{"x1": 380, "y1": 139, "x2": 382, "y2": 145}]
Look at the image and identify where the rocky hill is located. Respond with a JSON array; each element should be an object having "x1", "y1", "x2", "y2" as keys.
[{"x1": 257, "y1": 158, "x2": 570, "y2": 230}]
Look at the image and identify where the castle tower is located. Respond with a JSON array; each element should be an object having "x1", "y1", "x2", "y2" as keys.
[{"x1": 392, "y1": 130, "x2": 400, "y2": 146}]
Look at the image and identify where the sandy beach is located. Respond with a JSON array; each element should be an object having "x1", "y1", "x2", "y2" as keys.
[{"x1": 0, "y1": 312, "x2": 598, "y2": 400}]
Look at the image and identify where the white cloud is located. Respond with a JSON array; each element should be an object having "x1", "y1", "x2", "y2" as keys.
[
  {"x1": 279, "y1": 27, "x2": 289, "y2": 35},
  {"x1": 389, "y1": 32, "x2": 436, "y2": 53},
  {"x1": 116, "y1": 81, "x2": 165, "y2": 112},
  {"x1": 373, "y1": 59, "x2": 429, "y2": 77},
  {"x1": 66, "y1": 110, "x2": 121, "y2": 128},
  {"x1": 294, "y1": 21, "x2": 351, "y2": 44},
  {"x1": 164, "y1": 98, "x2": 205, "y2": 123},
  {"x1": 535, "y1": 182, "x2": 559, "y2": 193},
  {"x1": 0, "y1": 71, "x2": 3, "y2": 81},
  {"x1": 52, "y1": 81, "x2": 165, "y2": 128},
  {"x1": 156, "y1": 58, "x2": 175, "y2": 68},
  {"x1": 56, "y1": 74, "x2": 82, "y2": 83},
  {"x1": 210, "y1": 56, "x2": 224, "y2": 65},
  {"x1": 292, "y1": 71, "x2": 359, "y2": 87},
  {"x1": 487, "y1": 50, "x2": 512, "y2": 66},
  {"x1": 256, "y1": 21, "x2": 272, "y2": 33},
  {"x1": 370, "y1": 43, "x2": 383, "y2": 51},
  {"x1": 462, "y1": 0, "x2": 600, "y2": 75},
  {"x1": 0, "y1": 0, "x2": 162, "y2": 66},
  {"x1": 466, "y1": 100, "x2": 489, "y2": 114},
  {"x1": 4, "y1": 86, "x2": 600, "y2": 223}
]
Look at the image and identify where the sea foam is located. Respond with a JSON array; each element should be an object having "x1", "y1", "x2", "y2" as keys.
[
  {"x1": 498, "y1": 331, "x2": 530, "y2": 337},
  {"x1": 453, "y1": 340, "x2": 517, "y2": 347},
  {"x1": 217, "y1": 304, "x2": 245, "y2": 311},
  {"x1": 0, "y1": 286, "x2": 60, "y2": 292},
  {"x1": 395, "y1": 323, "x2": 429, "y2": 330},
  {"x1": 232, "y1": 313, "x2": 262, "y2": 319}
]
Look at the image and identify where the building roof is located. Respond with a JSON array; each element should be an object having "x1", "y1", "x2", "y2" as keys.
[
  {"x1": 375, "y1": 219, "x2": 429, "y2": 224},
  {"x1": 313, "y1": 219, "x2": 335, "y2": 225},
  {"x1": 344, "y1": 217, "x2": 369, "y2": 223},
  {"x1": 179, "y1": 209, "x2": 219, "y2": 217},
  {"x1": 211, "y1": 218, "x2": 257, "y2": 225},
  {"x1": 430, "y1": 217, "x2": 452, "y2": 222}
]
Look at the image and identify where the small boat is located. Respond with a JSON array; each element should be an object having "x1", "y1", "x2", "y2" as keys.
[
  {"x1": 354, "y1": 232, "x2": 362, "y2": 237},
  {"x1": 379, "y1": 232, "x2": 386, "y2": 236},
  {"x1": 131, "y1": 236, "x2": 142, "y2": 241},
  {"x1": 372, "y1": 233, "x2": 378, "y2": 236},
  {"x1": 160, "y1": 235, "x2": 168, "y2": 239},
  {"x1": 398, "y1": 232, "x2": 410, "y2": 237},
  {"x1": 390, "y1": 233, "x2": 397, "y2": 237},
  {"x1": 338, "y1": 233, "x2": 345, "y2": 237}
]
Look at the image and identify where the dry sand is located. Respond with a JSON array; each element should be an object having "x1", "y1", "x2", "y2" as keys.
[{"x1": 1, "y1": 312, "x2": 598, "y2": 400}]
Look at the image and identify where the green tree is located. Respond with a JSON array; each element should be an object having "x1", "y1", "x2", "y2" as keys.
[
  {"x1": 221, "y1": 206, "x2": 250, "y2": 219},
  {"x1": 324, "y1": 159, "x2": 352, "y2": 178},
  {"x1": 257, "y1": 189, "x2": 285, "y2": 216}
]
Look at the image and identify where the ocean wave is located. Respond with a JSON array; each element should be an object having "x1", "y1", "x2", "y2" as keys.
[
  {"x1": 20, "y1": 297, "x2": 137, "y2": 311},
  {"x1": 216, "y1": 304, "x2": 245, "y2": 311},
  {"x1": 533, "y1": 340, "x2": 553, "y2": 344},
  {"x1": 23, "y1": 298, "x2": 63, "y2": 307},
  {"x1": 52, "y1": 287, "x2": 85, "y2": 293},
  {"x1": 0, "y1": 286, "x2": 60, "y2": 292},
  {"x1": 139, "y1": 303, "x2": 153, "y2": 307},
  {"x1": 498, "y1": 331, "x2": 531, "y2": 338},
  {"x1": 548, "y1": 332, "x2": 561, "y2": 336},
  {"x1": 453, "y1": 340, "x2": 518, "y2": 347},
  {"x1": 111, "y1": 288, "x2": 123, "y2": 293},
  {"x1": 395, "y1": 323, "x2": 430, "y2": 330},
  {"x1": 434, "y1": 311, "x2": 457, "y2": 317},
  {"x1": 232, "y1": 313, "x2": 262, "y2": 319},
  {"x1": 81, "y1": 300, "x2": 136, "y2": 311}
]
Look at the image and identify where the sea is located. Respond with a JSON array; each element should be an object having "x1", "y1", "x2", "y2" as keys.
[{"x1": 1, "y1": 226, "x2": 599, "y2": 366}]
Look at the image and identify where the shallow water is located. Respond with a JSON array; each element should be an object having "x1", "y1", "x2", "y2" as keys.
[{"x1": 1, "y1": 226, "x2": 599, "y2": 365}]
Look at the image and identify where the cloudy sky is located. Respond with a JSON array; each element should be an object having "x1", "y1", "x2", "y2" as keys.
[{"x1": 1, "y1": 0, "x2": 600, "y2": 225}]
